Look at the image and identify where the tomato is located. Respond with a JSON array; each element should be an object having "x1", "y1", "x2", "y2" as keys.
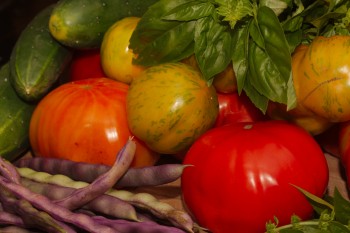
[
  {"x1": 126, "y1": 62, "x2": 219, "y2": 154},
  {"x1": 212, "y1": 63, "x2": 237, "y2": 94},
  {"x1": 293, "y1": 36, "x2": 350, "y2": 122},
  {"x1": 214, "y1": 91, "x2": 267, "y2": 127},
  {"x1": 181, "y1": 120, "x2": 329, "y2": 233},
  {"x1": 69, "y1": 49, "x2": 105, "y2": 81},
  {"x1": 29, "y1": 78, "x2": 159, "y2": 167},
  {"x1": 100, "y1": 17, "x2": 145, "y2": 84},
  {"x1": 267, "y1": 101, "x2": 333, "y2": 135},
  {"x1": 266, "y1": 44, "x2": 333, "y2": 135},
  {"x1": 338, "y1": 121, "x2": 350, "y2": 189}
]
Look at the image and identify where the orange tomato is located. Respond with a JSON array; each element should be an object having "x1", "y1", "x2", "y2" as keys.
[
  {"x1": 100, "y1": 17, "x2": 145, "y2": 84},
  {"x1": 29, "y1": 78, "x2": 159, "y2": 167}
]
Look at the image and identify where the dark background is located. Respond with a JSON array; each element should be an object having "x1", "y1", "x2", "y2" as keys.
[{"x1": 0, "y1": 0, "x2": 57, "y2": 66}]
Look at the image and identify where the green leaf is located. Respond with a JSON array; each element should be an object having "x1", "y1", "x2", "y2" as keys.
[
  {"x1": 244, "y1": 66, "x2": 270, "y2": 112},
  {"x1": 215, "y1": 0, "x2": 254, "y2": 29},
  {"x1": 163, "y1": 1, "x2": 215, "y2": 21},
  {"x1": 327, "y1": 221, "x2": 350, "y2": 233},
  {"x1": 231, "y1": 21, "x2": 251, "y2": 93},
  {"x1": 260, "y1": 0, "x2": 289, "y2": 16},
  {"x1": 333, "y1": 188, "x2": 350, "y2": 225},
  {"x1": 247, "y1": 6, "x2": 295, "y2": 107},
  {"x1": 194, "y1": 16, "x2": 234, "y2": 80},
  {"x1": 291, "y1": 185, "x2": 334, "y2": 212},
  {"x1": 129, "y1": 0, "x2": 197, "y2": 66}
]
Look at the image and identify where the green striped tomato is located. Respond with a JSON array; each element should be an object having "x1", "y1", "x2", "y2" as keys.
[{"x1": 126, "y1": 62, "x2": 219, "y2": 154}]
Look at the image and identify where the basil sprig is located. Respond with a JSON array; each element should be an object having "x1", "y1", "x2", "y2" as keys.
[
  {"x1": 129, "y1": 0, "x2": 350, "y2": 113},
  {"x1": 266, "y1": 187, "x2": 350, "y2": 233}
]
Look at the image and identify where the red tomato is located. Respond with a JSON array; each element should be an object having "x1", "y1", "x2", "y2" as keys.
[
  {"x1": 181, "y1": 121, "x2": 329, "y2": 233},
  {"x1": 214, "y1": 91, "x2": 267, "y2": 127},
  {"x1": 338, "y1": 121, "x2": 350, "y2": 189},
  {"x1": 29, "y1": 78, "x2": 159, "y2": 168},
  {"x1": 69, "y1": 49, "x2": 105, "y2": 81}
]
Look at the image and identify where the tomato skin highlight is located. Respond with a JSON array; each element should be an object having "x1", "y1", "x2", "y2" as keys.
[
  {"x1": 29, "y1": 78, "x2": 159, "y2": 167},
  {"x1": 181, "y1": 120, "x2": 329, "y2": 233}
]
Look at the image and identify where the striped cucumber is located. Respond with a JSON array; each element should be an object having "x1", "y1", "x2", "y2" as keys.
[
  {"x1": 9, "y1": 4, "x2": 73, "y2": 102},
  {"x1": 49, "y1": 0, "x2": 159, "y2": 49}
]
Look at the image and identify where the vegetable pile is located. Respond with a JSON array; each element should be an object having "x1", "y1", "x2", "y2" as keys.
[{"x1": 1, "y1": 0, "x2": 350, "y2": 232}]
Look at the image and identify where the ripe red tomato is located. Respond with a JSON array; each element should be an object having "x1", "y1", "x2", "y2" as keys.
[
  {"x1": 69, "y1": 49, "x2": 105, "y2": 81},
  {"x1": 214, "y1": 91, "x2": 267, "y2": 127},
  {"x1": 29, "y1": 78, "x2": 159, "y2": 167},
  {"x1": 181, "y1": 121, "x2": 329, "y2": 233}
]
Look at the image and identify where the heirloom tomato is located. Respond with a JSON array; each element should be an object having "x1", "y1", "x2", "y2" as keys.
[
  {"x1": 29, "y1": 78, "x2": 159, "y2": 167},
  {"x1": 69, "y1": 49, "x2": 105, "y2": 81},
  {"x1": 214, "y1": 91, "x2": 267, "y2": 127},
  {"x1": 267, "y1": 44, "x2": 333, "y2": 135},
  {"x1": 338, "y1": 121, "x2": 350, "y2": 189},
  {"x1": 181, "y1": 120, "x2": 329, "y2": 233},
  {"x1": 127, "y1": 62, "x2": 219, "y2": 154},
  {"x1": 100, "y1": 17, "x2": 145, "y2": 84},
  {"x1": 292, "y1": 36, "x2": 350, "y2": 122}
]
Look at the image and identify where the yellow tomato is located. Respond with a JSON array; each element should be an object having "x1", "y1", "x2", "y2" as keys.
[
  {"x1": 267, "y1": 44, "x2": 333, "y2": 135},
  {"x1": 293, "y1": 36, "x2": 350, "y2": 122},
  {"x1": 126, "y1": 62, "x2": 219, "y2": 154},
  {"x1": 100, "y1": 17, "x2": 145, "y2": 84}
]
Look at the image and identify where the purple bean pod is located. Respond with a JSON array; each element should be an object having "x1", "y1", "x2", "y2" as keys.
[
  {"x1": 0, "y1": 157, "x2": 21, "y2": 183},
  {"x1": 15, "y1": 158, "x2": 188, "y2": 188},
  {"x1": 0, "y1": 186, "x2": 76, "y2": 233},
  {"x1": 0, "y1": 211, "x2": 25, "y2": 227},
  {"x1": 53, "y1": 139, "x2": 136, "y2": 210},
  {"x1": 20, "y1": 177, "x2": 138, "y2": 221},
  {"x1": 91, "y1": 215, "x2": 188, "y2": 233},
  {"x1": 0, "y1": 176, "x2": 121, "y2": 233}
]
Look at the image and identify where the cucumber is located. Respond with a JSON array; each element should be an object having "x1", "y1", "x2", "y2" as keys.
[
  {"x1": 49, "y1": 0, "x2": 159, "y2": 49},
  {"x1": 0, "y1": 63, "x2": 36, "y2": 161},
  {"x1": 9, "y1": 4, "x2": 73, "y2": 102}
]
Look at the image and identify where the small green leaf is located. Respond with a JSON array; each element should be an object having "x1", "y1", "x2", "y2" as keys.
[{"x1": 215, "y1": 0, "x2": 254, "y2": 29}]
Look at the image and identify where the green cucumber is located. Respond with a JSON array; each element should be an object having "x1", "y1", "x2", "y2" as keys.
[
  {"x1": 49, "y1": 0, "x2": 159, "y2": 49},
  {"x1": 0, "y1": 63, "x2": 36, "y2": 161},
  {"x1": 9, "y1": 5, "x2": 73, "y2": 102}
]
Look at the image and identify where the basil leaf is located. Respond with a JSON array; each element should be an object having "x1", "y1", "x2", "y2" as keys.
[
  {"x1": 231, "y1": 21, "x2": 251, "y2": 93},
  {"x1": 333, "y1": 188, "x2": 350, "y2": 225},
  {"x1": 327, "y1": 221, "x2": 350, "y2": 233},
  {"x1": 130, "y1": 0, "x2": 197, "y2": 66},
  {"x1": 247, "y1": 6, "x2": 294, "y2": 106},
  {"x1": 163, "y1": 1, "x2": 215, "y2": 21},
  {"x1": 194, "y1": 16, "x2": 233, "y2": 80},
  {"x1": 133, "y1": 21, "x2": 196, "y2": 66},
  {"x1": 243, "y1": 68, "x2": 269, "y2": 113}
]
